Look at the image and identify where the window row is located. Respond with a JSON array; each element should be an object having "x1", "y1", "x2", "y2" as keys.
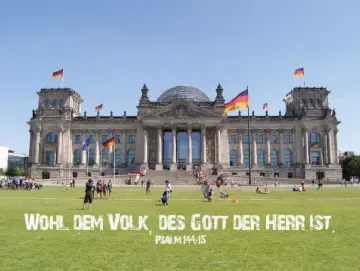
[
  {"x1": 229, "y1": 149, "x2": 292, "y2": 168},
  {"x1": 229, "y1": 134, "x2": 292, "y2": 144},
  {"x1": 73, "y1": 149, "x2": 135, "y2": 166},
  {"x1": 43, "y1": 99, "x2": 65, "y2": 107},
  {"x1": 229, "y1": 132, "x2": 322, "y2": 144},
  {"x1": 73, "y1": 134, "x2": 135, "y2": 144}
]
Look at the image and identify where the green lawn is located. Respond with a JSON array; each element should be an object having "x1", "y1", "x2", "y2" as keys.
[{"x1": 0, "y1": 186, "x2": 359, "y2": 271}]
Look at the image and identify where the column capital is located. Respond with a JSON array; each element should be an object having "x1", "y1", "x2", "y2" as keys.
[
  {"x1": 201, "y1": 125, "x2": 207, "y2": 131},
  {"x1": 157, "y1": 128, "x2": 163, "y2": 135},
  {"x1": 57, "y1": 126, "x2": 65, "y2": 133},
  {"x1": 34, "y1": 125, "x2": 42, "y2": 133},
  {"x1": 171, "y1": 126, "x2": 177, "y2": 131},
  {"x1": 187, "y1": 126, "x2": 192, "y2": 133},
  {"x1": 301, "y1": 126, "x2": 308, "y2": 133}
]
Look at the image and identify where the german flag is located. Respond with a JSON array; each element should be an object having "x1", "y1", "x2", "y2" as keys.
[
  {"x1": 294, "y1": 68, "x2": 304, "y2": 77},
  {"x1": 95, "y1": 104, "x2": 103, "y2": 112},
  {"x1": 224, "y1": 89, "x2": 249, "y2": 114},
  {"x1": 52, "y1": 69, "x2": 63, "y2": 79},
  {"x1": 263, "y1": 103, "x2": 268, "y2": 111},
  {"x1": 103, "y1": 137, "x2": 115, "y2": 148}
]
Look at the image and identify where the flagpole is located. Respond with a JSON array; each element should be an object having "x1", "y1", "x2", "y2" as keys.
[
  {"x1": 99, "y1": 147, "x2": 102, "y2": 178},
  {"x1": 113, "y1": 141, "x2": 116, "y2": 184},
  {"x1": 247, "y1": 86, "x2": 252, "y2": 186},
  {"x1": 86, "y1": 148, "x2": 89, "y2": 177}
]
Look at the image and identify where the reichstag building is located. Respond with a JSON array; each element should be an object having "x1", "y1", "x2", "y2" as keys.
[{"x1": 27, "y1": 84, "x2": 341, "y2": 181}]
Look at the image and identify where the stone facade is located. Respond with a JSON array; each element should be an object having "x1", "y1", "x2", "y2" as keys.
[{"x1": 27, "y1": 84, "x2": 342, "y2": 181}]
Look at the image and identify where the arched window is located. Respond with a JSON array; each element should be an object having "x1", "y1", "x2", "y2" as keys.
[
  {"x1": 271, "y1": 150, "x2": 278, "y2": 167},
  {"x1": 284, "y1": 149, "x2": 292, "y2": 167},
  {"x1": 115, "y1": 149, "x2": 122, "y2": 166},
  {"x1": 128, "y1": 150, "x2": 135, "y2": 166},
  {"x1": 243, "y1": 149, "x2": 250, "y2": 168},
  {"x1": 101, "y1": 149, "x2": 109, "y2": 165},
  {"x1": 309, "y1": 132, "x2": 321, "y2": 143},
  {"x1": 229, "y1": 149, "x2": 237, "y2": 167},
  {"x1": 88, "y1": 149, "x2": 95, "y2": 166},
  {"x1": 257, "y1": 149, "x2": 265, "y2": 167},
  {"x1": 73, "y1": 149, "x2": 81, "y2": 165},
  {"x1": 46, "y1": 132, "x2": 57, "y2": 143}
]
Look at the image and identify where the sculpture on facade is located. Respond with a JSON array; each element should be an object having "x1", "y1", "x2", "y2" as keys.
[{"x1": 32, "y1": 110, "x2": 36, "y2": 119}]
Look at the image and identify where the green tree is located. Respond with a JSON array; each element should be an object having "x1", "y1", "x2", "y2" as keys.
[
  {"x1": 342, "y1": 156, "x2": 360, "y2": 179},
  {"x1": 0, "y1": 168, "x2": 5, "y2": 175},
  {"x1": 15, "y1": 168, "x2": 25, "y2": 177},
  {"x1": 4, "y1": 168, "x2": 16, "y2": 177}
]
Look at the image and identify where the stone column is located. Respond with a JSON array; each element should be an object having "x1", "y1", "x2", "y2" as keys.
[
  {"x1": 279, "y1": 131, "x2": 284, "y2": 165},
  {"x1": 327, "y1": 129, "x2": 333, "y2": 164},
  {"x1": 170, "y1": 127, "x2": 177, "y2": 171},
  {"x1": 143, "y1": 129, "x2": 148, "y2": 164},
  {"x1": 201, "y1": 126, "x2": 206, "y2": 164},
  {"x1": 217, "y1": 127, "x2": 221, "y2": 164},
  {"x1": 265, "y1": 131, "x2": 271, "y2": 165},
  {"x1": 34, "y1": 126, "x2": 41, "y2": 164},
  {"x1": 81, "y1": 130, "x2": 87, "y2": 165},
  {"x1": 303, "y1": 129, "x2": 309, "y2": 164},
  {"x1": 324, "y1": 133, "x2": 329, "y2": 164},
  {"x1": 28, "y1": 129, "x2": 33, "y2": 163},
  {"x1": 238, "y1": 130, "x2": 243, "y2": 165},
  {"x1": 186, "y1": 127, "x2": 192, "y2": 171},
  {"x1": 95, "y1": 131, "x2": 100, "y2": 165},
  {"x1": 155, "y1": 128, "x2": 163, "y2": 170},
  {"x1": 320, "y1": 151, "x2": 324, "y2": 165},
  {"x1": 57, "y1": 126, "x2": 64, "y2": 164},
  {"x1": 252, "y1": 131, "x2": 257, "y2": 165},
  {"x1": 334, "y1": 129, "x2": 339, "y2": 164}
]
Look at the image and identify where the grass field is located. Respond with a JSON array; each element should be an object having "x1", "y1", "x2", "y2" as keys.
[{"x1": 0, "y1": 186, "x2": 359, "y2": 271}]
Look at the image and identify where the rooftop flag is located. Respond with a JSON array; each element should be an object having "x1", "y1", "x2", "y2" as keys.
[
  {"x1": 52, "y1": 69, "x2": 64, "y2": 79},
  {"x1": 224, "y1": 89, "x2": 249, "y2": 114}
]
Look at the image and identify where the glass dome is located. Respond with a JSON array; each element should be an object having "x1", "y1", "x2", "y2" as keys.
[{"x1": 156, "y1": 85, "x2": 211, "y2": 103}]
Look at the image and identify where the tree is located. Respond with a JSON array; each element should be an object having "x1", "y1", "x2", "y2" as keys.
[
  {"x1": 15, "y1": 168, "x2": 25, "y2": 177},
  {"x1": 342, "y1": 156, "x2": 360, "y2": 179},
  {"x1": 4, "y1": 168, "x2": 16, "y2": 177},
  {"x1": 0, "y1": 168, "x2": 5, "y2": 175}
]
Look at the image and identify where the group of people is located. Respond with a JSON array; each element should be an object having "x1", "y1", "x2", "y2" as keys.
[
  {"x1": 342, "y1": 177, "x2": 360, "y2": 187},
  {"x1": 95, "y1": 180, "x2": 113, "y2": 199},
  {"x1": 0, "y1": 177, "x2": 42, "y2": 190},
  {"x1": 82, "y1": 179, "x2": 113, "y2": 209}
]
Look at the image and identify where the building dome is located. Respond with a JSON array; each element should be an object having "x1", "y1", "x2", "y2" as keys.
[{"x1": 156, "y1": 85, "x2": 211, "y2": 103}]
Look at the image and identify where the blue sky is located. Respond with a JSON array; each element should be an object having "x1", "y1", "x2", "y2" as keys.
[{"x1": 1, "y1": 0, "x2": 359, "y2": 154}]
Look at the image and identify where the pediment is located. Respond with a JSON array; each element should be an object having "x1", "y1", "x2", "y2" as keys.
[{"x1": 141, "y1": 101, "x2": 220, "y2": 119}]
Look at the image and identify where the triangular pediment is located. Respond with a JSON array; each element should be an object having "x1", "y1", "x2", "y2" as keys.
[{"x1": 141, "y1": 100, "x2": 220, "y2": 119}]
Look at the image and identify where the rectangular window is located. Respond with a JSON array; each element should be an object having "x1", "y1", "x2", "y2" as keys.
[
  {"x1": 311, "y1": 151, "x2": 320, "y2": 165},
  {"x1": 88, "y1": 135, "x2": 94, "y2": 143},
  {"x1": 128, "y1": 135, "x2": 135, "y2": 143},
  {"x1": 285, "y1": 135, "x2": 291, "y2": 144},
  {"x1": 257, "y1": 135, "x2": 264, "y2": 143},
  {"x1": 271, "y1": 135, "x2": 278, "y2": 143},
  {"x1": 102, "y1": 135, "x2": 108, "y2": 143},
  {"x1": 230, "y1": 135, "x2": 237, "y2": 144},
  {"x1": 74, "y1": 135, "x2": 81, "y2": 144},
  {"x1": 115, "y1": 135, "x2": 121, "y2": 143},
  {"x1": 243, "y1": 135, "x2": 249, "y2": 144}
]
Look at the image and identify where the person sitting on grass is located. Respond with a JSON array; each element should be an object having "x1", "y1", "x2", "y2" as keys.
[
  {"x1": 161, "y1": 191, "x2": 168, "y2": 205},
  {"x1": 256, "y1": 187, "x2": 261, "y2": 194},
  {"x1": 220, "y1": 191, "x2": 228, "y2": 199}
]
